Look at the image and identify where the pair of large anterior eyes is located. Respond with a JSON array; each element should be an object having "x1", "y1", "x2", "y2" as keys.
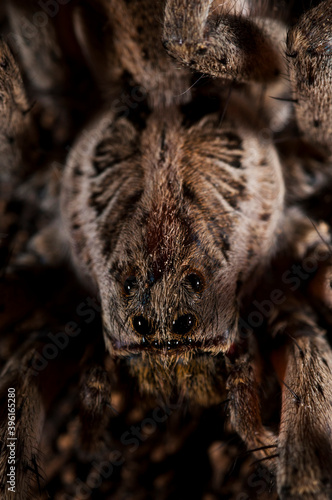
[
  {"x1": 123, "y1": 272, "x2": 205, "y2": 296},
  {"x1": 132, "y1": 313, "x2": 197, "y2": 337},
  {"x1": 123, "y1": 272, "x2": 204, "y2": 336}
]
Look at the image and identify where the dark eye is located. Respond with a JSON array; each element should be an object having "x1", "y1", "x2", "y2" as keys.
[
  {"x1": 172, "y1": 314, "x2": 197, "y2": 335},
  {"x1": 187, "y1": 273, "x2": 204, "y2": 293},
  {"x1": 132, "y1": 316, "x2": 153, "y2": 336},
  {"x1": 124, "y1": 276, "x2": 137, "y2": 296}
]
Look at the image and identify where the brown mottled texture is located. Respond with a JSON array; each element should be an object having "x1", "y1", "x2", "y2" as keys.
[
  {"x1": 287, "y1": 0, "x2": 332, "y2": 158},
  {"x1": 75, "y1": 0, "x2": 192, "y2": 106},
  {"x1": 0, "y1": 342, "x2": 46, "y2": 500},
  {"x1": 269, "y1": 299, "x2": 332, "y2": 500},
  {"x1": 0, "y1": 39, "x2": 37, "y2": 185},
  {"x1": 163, "y1": 0, "x2": 286, "y2": 82},
  {"x1": 4, "y1": 0, "x2": 97, "y2": 144},
  {"x1": 1, "y1": 1, "x2": 332, "y2": 499}
]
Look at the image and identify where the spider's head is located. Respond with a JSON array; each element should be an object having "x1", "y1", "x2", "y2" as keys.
[
  {"x1": 105, "y1": 203, "x2": 239, "y2": 358},
  {"x1": 92, "y1": 110, "x2": 284, "y2": 401},
  {"x1": 100, "y1": 195, "x2": 238, "y2": 404},
  {"x1": 63, "y1": 108, "x2": 284, "y2": 401}
]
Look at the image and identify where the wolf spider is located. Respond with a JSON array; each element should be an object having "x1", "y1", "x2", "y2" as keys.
[{"x1": 0, "y1": 0, "x2": 332, "y2": 499}]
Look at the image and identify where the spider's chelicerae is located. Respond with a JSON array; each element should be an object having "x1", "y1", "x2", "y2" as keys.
[{"x1": 0, "y1": 0, "x2": 332, "y2": 498}]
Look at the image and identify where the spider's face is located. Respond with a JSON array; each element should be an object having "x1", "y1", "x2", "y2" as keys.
[
  {"x1": 104, "y1": 210, "x2": 239, "y2": 359},
  {"x1": 100, "y1": 202, "x2": 238, "y2": 403}
]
